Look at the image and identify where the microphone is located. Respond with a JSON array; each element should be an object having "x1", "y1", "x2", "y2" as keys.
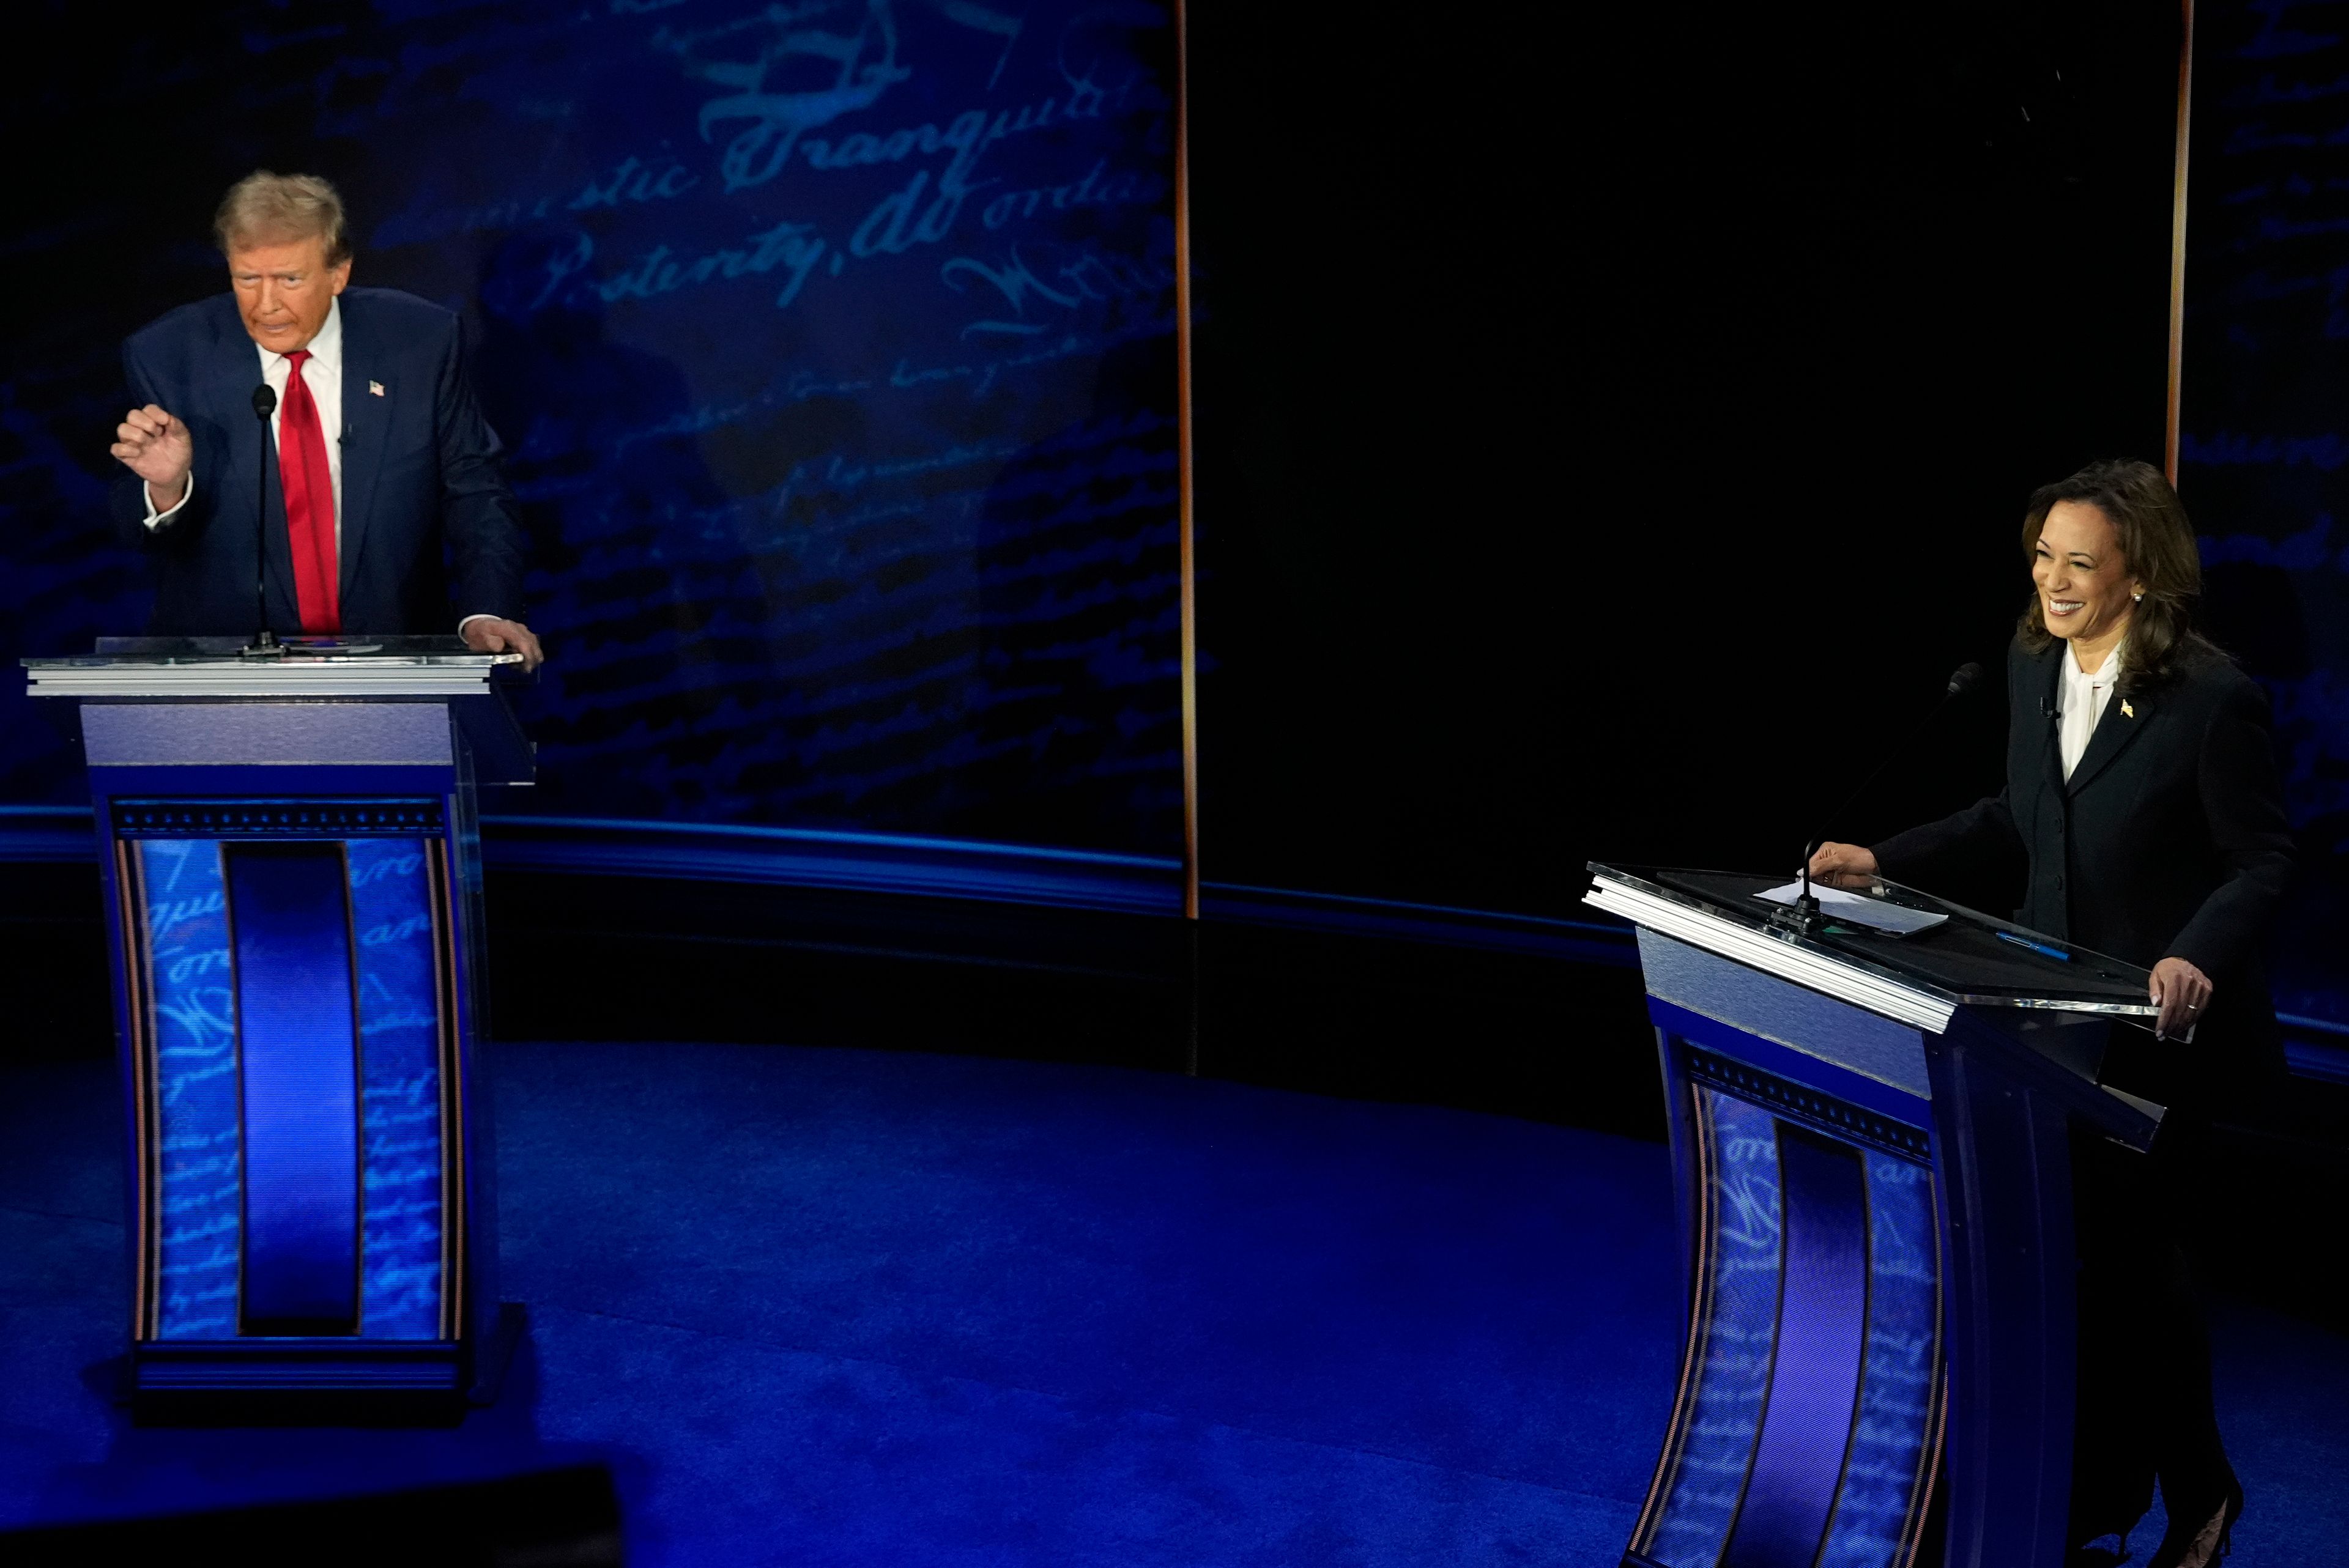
[
  {"x1": 245, "y1": 384, "x2": 277, "y2": 655},
  {"x1": 1785, "y1": 662, "x2": 1986, "y2": 933}
]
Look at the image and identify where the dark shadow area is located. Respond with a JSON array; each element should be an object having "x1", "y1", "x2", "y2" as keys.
[
  {"x1": 0, "y1": 861, "x2": 111, "y2": 1059},
  {"x1": 1189, "y1": 0, "x2": 2177, "y2": 919},
  {"x1": 472, "y1": 233, "x2": 740, "y2": 820},
  {"x1": 1195, "y1": 920, "x2": 1663, "y2": 1142},
  {"x1": 1, "y1": 1462, "x2": 622, "y2": 1567},
  {"x1": 480, "y1": 866, "x2": 1661, "y2": 1139},
  {"x1": 2202, "y1": 563, "x2": 2315, "y2": 686}
]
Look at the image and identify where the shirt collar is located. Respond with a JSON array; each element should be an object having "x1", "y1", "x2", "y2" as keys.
[
  {"x1": 2066, "y1": 637, "x2": 2124, "y2": 686},
  {"x1": 257, "y1": 296, "x2": 342, "y2": 369}
]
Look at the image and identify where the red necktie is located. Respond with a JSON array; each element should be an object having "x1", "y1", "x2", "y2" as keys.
[{"x1": 276, "y1": 349, "x2": 339, "y2": 634}]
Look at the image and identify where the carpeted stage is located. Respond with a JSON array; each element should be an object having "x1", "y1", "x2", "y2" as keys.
[{"x1": 4, "y1": 1042, "x2": 2348, "y2": 1564}]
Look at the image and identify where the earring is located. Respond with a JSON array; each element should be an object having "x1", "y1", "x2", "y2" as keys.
[{"x1": 2132, "y1": 591, "x2": 2144, "y2": 603}]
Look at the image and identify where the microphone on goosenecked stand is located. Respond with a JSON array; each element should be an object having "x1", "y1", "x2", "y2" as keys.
[
  {"x1": 1783, "y1": 661, "x2": 1986, "y2": 933},
  {"x1": 244, "y1": 382, "x2": 278, "y2": 656}
]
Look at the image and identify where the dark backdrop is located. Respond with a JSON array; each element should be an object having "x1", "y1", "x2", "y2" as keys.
[
  {"x1": 1190, "y1": 0, "x2": 2183, "y2": 924},
  {"x1": 1, "y1": 0, "x2": 1183, "y2": 857},
  {"x1": 1, "y1": 0, "x2": 2341, "y2": 1330},
  {"x1": 2175, "y1": 2, "x2": 2349, "y2": 1030},
  {"x1": 0, "y1": 2, "x2": 2336, "y2": 1029}
]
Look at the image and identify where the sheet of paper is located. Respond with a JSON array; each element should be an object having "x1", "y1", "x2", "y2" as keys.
[{"x1": 1754, "y1": 880, "x2": 1950, "y2": 937}]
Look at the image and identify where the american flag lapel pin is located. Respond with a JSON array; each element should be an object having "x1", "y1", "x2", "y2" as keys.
[{"x1": 369, "y1": 380, "x2": 385, "y2": 397}]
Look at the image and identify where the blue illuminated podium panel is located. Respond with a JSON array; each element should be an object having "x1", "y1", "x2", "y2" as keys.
[
  {"x1": 1588, "y1": 865, "x2": 2165, "y2": 1568},
  {"x1": 26, "y1": 642, "x2": 530, "y2": 1411}
]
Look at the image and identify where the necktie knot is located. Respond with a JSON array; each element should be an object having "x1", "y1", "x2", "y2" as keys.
[{"x1": 285, "y1": 349, "x2": 311, "y2": 374}]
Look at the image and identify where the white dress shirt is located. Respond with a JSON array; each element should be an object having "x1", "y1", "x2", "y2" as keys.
[
  {"x1": 146, "y1": 297, "x2": 344, "y2": 540},
  {"x1": 2057, "y1": 638, "x2": 2125, "y2": 780},
  {"x1": 142, "y1": 301, "x2": 494, "y2": 634}
]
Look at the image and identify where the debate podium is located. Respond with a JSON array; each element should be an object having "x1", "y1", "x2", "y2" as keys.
[
  {"x1": 1586, "y1": 864, "x2": 2166, "y2": 1568},
  {"x1": 24, "y1": 638, "x2": 531, "y2": 1414}
]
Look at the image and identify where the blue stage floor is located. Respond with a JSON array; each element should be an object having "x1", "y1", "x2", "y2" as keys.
[{"x1": 2, "y1": 1042, "x2": 2347, "y2": 1564}]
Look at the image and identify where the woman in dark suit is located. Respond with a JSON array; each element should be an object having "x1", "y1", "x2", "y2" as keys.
[{"x1": 1811, "y1": 459, "x2": 2294, "y2": 1568}]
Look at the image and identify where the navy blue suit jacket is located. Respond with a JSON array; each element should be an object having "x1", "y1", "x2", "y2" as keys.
[{"x1": 109, "y1": 287, "x2": 525, "y2": 635}]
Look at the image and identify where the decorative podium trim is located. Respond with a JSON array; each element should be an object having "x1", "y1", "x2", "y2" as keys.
[
  {"x1": 113, "y1": 799, "x2": 447, "y2": 837},
  {"x1": 1586, "y1": 875, "x2": 1958, "y2": 1032},
  {"x1": 25, "y1": 660, "x2": 502, "y2": 698},
  {"x1": 1682, "y1": 1045, "x2": 1933, "y2": 1164},
  {"x1": 133, "y1": 1341, "x2": 464, "y2": 1391}
]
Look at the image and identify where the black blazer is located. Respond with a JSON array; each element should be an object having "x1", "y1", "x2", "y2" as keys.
[
  {"x1": 1873, "y1": 636, "x2": 2295, "y2": 1100},
  {"x1": 108, "y1": 287, "x2": 526, "y2": 635}
]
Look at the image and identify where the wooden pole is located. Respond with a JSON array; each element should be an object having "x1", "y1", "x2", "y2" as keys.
[
  {"x1": 1173, "y1": 0, "x2": 1199, "y2": 925},
  {"x1": 2166, "y1": 0, "x2": 2195, "y2": 486},
  {"x1": 1172, "y1": 0, "x2": 1202, "y2": 1076}
]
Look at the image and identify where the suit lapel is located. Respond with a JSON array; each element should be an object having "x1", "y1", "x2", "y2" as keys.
[
  {"x1": 2028, "y1": 643, "x2": 2065, "y2": 800},
  {"x1": 207, "y1": 304, "x2": 298, "y2": 626},
  {"x1": 338, "y1": 295, "x2": 389, "y2": 602},
  {"x1": 2067, "y1": 674, "x2": 2154, "y2": 796}
]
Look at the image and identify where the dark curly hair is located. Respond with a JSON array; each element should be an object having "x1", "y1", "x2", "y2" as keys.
[{"x1": 2017, "y1": 459, "x2": 2216, "y2": 692}]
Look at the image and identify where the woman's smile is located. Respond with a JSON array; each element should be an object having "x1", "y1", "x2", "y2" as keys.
[{"x1": 2032, "y1": 499, "x2": 2142, "y2": 665}]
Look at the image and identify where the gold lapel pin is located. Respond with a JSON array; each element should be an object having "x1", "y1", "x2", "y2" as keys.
[{"x1": 2121, "y1": 699, "x2": 2135, "y2": 719}]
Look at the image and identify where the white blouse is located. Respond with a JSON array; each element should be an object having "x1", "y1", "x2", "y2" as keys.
[{"x1": 2057, "y1": 638, "x2": 2125, "y2": 780}]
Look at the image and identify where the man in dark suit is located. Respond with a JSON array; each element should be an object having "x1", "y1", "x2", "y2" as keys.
[{"x1": 108, "y1": 171, "x2": 543, "y2": 667}]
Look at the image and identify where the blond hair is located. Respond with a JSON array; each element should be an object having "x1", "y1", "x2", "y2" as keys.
[{"x1": 214, "y1": 171, "x2": 351, "y2": 266}]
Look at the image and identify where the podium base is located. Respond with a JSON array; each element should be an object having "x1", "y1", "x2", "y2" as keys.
[{"x1": 126, "y1": 1303, "x2": 529, "y2": 1426}]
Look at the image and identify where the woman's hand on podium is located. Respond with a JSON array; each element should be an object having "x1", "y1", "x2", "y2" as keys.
[
  {"x1": 1806, "y1": 841, "x2": 1879, "y2": 890},
  {"x1": 2149, "y1": 955, "x2": 2213, "y2": 1041}
]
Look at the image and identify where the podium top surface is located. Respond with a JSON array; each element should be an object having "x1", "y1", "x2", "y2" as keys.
[
  {"x1": 24, "y1": 637, "x2": 525, "y2": 699},
  {"x1": 1588, "y1": 862, "x2": 2158, "y2": 1032}
]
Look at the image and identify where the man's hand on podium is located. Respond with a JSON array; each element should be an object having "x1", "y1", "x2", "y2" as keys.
[
  {"x1": 1806, "y1": 841, "x2": 1879, "y2": 890},
  {"x1": 462, "y1": 616, "x2": 545, "y2": 672},
  {"x1": 112, "y1": 403, "x2": 193, "y2": 514}
]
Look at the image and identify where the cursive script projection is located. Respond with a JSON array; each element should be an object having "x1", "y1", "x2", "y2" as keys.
[
  {"x1": 1639, "y1": 1093, "x2": 1939, "y2": 1568},
  {"x1": 1817, "y1": 1152, "x2": 1938, "y2": 1568},
  {"x1": 140, "y1": 840, "x2": 242, "y2": 1340},
  {"x1": 1647, "y1": 1092, "x2": 1784, "y2": 1566},
  {"x1": 0, "y1": 0, "x2": 1181, "y2": 860},
  {"x1": 2178, "y1": 4, "x2": 2349, "y2": 1024},
  {"x1": 346, "y1": 838, "x2": 444, "y2": 1339}
]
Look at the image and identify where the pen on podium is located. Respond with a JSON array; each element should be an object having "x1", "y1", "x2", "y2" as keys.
[{"x1": 1995, "y1": 930, "x2": 2072, "y2": 963}]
